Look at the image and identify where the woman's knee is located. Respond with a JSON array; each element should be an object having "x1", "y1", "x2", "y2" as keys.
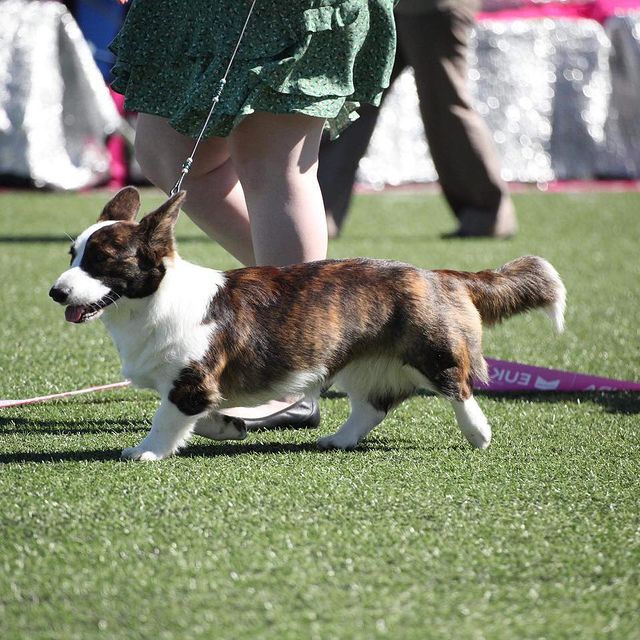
[
  {"x1": 230, "y1": 112, "x2": 324, "y2": 191},
  {"x1": 134, "y1": 114, "x2": 232, "y2": 191}
]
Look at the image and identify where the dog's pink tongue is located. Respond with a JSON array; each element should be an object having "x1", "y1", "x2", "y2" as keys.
[{"x1": 65, "y1": 306, "x2": 85, "y2": 323}]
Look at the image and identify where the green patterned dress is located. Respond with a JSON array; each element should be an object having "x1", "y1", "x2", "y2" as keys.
[{"x1": 110, "y1": 0, "x2": 397, "y2": 139}]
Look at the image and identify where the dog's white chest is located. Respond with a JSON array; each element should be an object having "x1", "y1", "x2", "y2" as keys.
[{"x1": 102, "y1": 259, "x2": 224, "y2": 394}]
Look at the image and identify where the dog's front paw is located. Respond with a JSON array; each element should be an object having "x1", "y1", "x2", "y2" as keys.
[
  {"x1": 120, "y1": 446, "x2": 166, "y2": 461},
  {"x1": 317, "y1": 434, "x2": 360, "y2": 451}
]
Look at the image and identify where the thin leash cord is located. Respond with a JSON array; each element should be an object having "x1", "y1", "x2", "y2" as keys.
[{"x1": 170, "y1": 0, "x2": 258, "y2": 196}]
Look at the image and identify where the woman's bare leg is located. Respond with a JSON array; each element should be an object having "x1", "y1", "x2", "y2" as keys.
[
  {"x1": 229, "y1": 111, "x2": 328, "y2": 265},
  {"x1": 217, "y1": 112, "x2": 328, "y2": 418},
  {"x1": 134, "y1": 114, "x2": 255, "y2": 265},
  {"x1": 134, "y1": 112, "x2": 328, "y2": 422}
]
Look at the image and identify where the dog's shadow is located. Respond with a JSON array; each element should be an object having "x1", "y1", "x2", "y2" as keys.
[
  {"x1": 2, "y1": 390, "x2": 636, "y2": 464},
  {"x1": 0, "y1": 406, "x2": 410, "y2": 464},
  {"x1": 0, "y1": 438, "x2": 409, "y2": 465}
]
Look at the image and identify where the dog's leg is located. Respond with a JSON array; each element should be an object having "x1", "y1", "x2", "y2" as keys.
[
  {"x1": 404, "y1": 335, "x2": 492, "y2": 449},
  {"x1": 451, "y1": 396, "x2": 491, "y2": 449},
  {"x1": 121, "y1": 399, "x2": 201, "y2": 461},
  {"x1": 193, "y1": 411, "x2": 247, "y2": 441},
  {"x1": 318, "y1": 398, "x2": 386, "y2": 450}
]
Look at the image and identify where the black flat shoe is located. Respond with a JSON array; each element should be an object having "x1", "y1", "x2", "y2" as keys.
[{"x1": 241, "y1": 396, "x2": 321, "y2": 432}]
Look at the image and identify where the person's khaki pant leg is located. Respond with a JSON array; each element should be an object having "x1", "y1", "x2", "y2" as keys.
[{"x1": 397, "y1": 7, "x2": 514, "y2": 229}]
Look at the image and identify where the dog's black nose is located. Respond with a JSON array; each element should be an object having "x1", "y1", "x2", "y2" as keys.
[{"x1": 49, "y1": 286, "x2": 69, "y2": 304}]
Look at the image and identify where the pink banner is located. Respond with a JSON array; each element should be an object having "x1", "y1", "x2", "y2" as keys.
[
  {"x1": 478, "y1": 0, "x2": 640, "y2": 23},
  {"x1": 478, "y1": 358, "x2": 640, "y2": 392},
  {"x1": 107, "y1": 88, "x2": 128, "y2": 189}
]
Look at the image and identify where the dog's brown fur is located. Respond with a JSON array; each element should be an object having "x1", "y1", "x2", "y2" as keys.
[{"x1": 167, "y1": 255, "x2": 561, "y2": 418}]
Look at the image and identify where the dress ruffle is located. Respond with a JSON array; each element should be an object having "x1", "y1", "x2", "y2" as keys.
[{"x1": 110, "y1": 0, "x2": 396, "y2": 138}]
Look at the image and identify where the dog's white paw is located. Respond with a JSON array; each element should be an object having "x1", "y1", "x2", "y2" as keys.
[
  {"x1": 461, "y1": 423, "x2": 492, "y2": 449},
  {"x1": 194, "y1": 414, "x2": 247, "y2": 441},
  {"x1": 468, "y1": 430, "x2": 492, "y2": 449},
  {"x1": 120, "y1": 446, "x2": 165, "y2": 461},
  {"x1": 317, "y1": 434, "x2": 360, "y2": 451}
]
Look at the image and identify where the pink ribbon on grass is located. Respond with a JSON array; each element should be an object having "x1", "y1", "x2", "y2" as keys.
[{"x1": 478, "y1": 358, "x2": 640, "y2": 392}]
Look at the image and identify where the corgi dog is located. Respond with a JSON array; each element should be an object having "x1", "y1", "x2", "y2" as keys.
[{"x1": 49, "y1": 188, "x2": 566, "y2": 461}]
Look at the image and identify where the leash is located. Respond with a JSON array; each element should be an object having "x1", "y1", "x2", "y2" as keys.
[
  {"x1": 170, "y1": 0, "x2": 258, "y2": 196},
  {"x1": 0, "y1": 381, "x2": 132, "y2": 409},
  {"x1": 0, "y1": 5, "x2": 258, "y2": 410},
  {"x1": 2, "y1": 362, "x2": 639, "y2": 409}
]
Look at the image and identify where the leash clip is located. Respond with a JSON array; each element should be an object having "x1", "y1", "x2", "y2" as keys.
[
  {"x1": 170, "y1": 157, "x2": 193, "y2": 196},
  {"x1": 167, "y1": 3, "x2": 255, "y2": 196}
]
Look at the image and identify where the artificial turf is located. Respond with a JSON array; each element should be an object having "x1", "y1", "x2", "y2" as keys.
[{"x1": 0, "y1": 188, "x2": 638, "y2": 639}]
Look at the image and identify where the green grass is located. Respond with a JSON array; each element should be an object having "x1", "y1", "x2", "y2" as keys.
[{"x1": 1, "y1": 188, "x2": 639, "y2": 639}]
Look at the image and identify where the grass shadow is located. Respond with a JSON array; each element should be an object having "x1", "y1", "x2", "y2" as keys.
[
  {"x1": 0, "y1": 416, "x2": 147, "y2": 435},
  {"x1": 308, "y1": 388, "x2": 640, "y2": 418},
  {"x1": 0, "y1": 448, "x2": 124, "y2": 464},
  {"x1": 479, "y1": 391, "x2": 640, "y2": 415},
  {"x1": 185, "y1": 440, "x2": 330, "y2": 458}
]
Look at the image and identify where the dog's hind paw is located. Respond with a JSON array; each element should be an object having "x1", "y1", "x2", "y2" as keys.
[
  {"x1": 193, "y1": 413, "x2": 247, "y2": 441},
  {"x1": 120, "y1": 446, "x2": 163, "y2": 461}
]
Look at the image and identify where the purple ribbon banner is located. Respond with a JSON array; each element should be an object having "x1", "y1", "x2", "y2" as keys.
[{"x1": 478, "y1": 358, "x2": 640, "y2": 392}]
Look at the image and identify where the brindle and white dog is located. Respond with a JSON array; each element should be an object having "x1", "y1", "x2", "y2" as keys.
[{"x1": 49, "y1": 188, "x2": 566, "y2": 461}]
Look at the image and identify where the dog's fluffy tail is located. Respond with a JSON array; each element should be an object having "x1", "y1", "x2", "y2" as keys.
[{"x1": 451, "y1": 256, "x2": 566, "y2": 331}]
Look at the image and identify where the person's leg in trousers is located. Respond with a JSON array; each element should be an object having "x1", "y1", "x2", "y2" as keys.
[
  {"x1": 317, "y1": 104, "x2": 379, "y2": 237},
  {"x1": 318, "y1": 54, "x2": 406, "y2": 237},
  {"x1": 396, "y1": 7, "x2": 517, "y2": 237}
]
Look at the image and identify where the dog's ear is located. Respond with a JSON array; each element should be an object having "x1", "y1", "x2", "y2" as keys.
[
  {"x1": 99, "y1": 186, "x2": 141, "y2": 222},
  {"x1": 137, "y1": 191, "x2": 186, "y2": 258}
]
